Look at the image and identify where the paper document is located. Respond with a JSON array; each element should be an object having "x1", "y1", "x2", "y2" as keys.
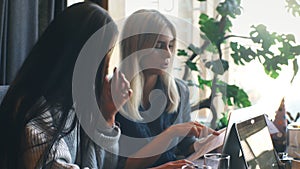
[{"x1": 187, "y1": 128, "x2": 226, "y2": 161}]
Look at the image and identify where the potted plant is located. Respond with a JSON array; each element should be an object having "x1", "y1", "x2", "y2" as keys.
[{"x1": 178, "y1": 0, "x2": 300, "y2": 129}]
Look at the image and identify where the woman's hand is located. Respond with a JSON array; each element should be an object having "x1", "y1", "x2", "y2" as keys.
[
  {"x1": 99, "y1": 67, "x2": 132, "y2": 126},
  {"x1": 166, "y1": 121, "x2": 220, "y2": 138},
  {"x1": 109, "y1": 67, "x2": 132, "y2": 109},
  {"x1": 148, "y1": 159, "x2": 194, "y2": 169}
]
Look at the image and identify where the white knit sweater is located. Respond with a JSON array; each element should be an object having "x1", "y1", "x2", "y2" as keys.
[{"x1": 23, "y1": 110, "x2": 120, "y2": 169}]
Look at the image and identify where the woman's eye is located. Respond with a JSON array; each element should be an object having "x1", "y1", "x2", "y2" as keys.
[
  {"x1": 155, "y1": 41, "x2": 173, "y2": 50},
  {"x1": 155, "y1": 43, "x2": 163, "y2": 49}
]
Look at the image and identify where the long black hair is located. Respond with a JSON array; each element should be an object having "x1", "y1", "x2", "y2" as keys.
[{"x1": 0, "y1": 2, "x2": 118, "y2": 169}]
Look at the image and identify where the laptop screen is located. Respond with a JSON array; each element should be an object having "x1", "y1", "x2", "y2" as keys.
[
  {"x1": 222, "y1": 114, "x2": 282, "y2": 169},
  {"x1": 236, "y1": 114, "x2": 280, "y2": 169}
]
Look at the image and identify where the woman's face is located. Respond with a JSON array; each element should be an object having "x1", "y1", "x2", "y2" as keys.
[{"x1": 139, "y1": 28, "x2": 175, "y2": 76}]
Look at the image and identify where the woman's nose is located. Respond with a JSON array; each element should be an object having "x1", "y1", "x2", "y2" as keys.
[{"x1": 164, "y1": 47, "x2": 172, "y2": 58}]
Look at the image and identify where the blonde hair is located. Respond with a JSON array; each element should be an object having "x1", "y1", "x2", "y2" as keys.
[{"x1": 119, "y1": 9, "x2": 179, "y2": 121}]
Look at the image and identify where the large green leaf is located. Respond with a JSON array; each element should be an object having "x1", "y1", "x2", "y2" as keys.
[
  {"x1": 186, "y1": 60, "x2": 198, "y2": 71},
  {"x1": 216, "y1": 111, "x2": 230, "y2": 130},
  {"x1": 205, "y1": 59, "x2": 229, "y2": 75},
  {"x1": 177, "y1": 49, "x2": 188, "y2": 57},
  {"x1": 217, "y1": 81, "x2": 251, "y2": 108},
  {"x1": 230, "y1": 42, "x2": 256, "y2": 65},
  {"x1": 250, "y1": 24, "x2": 277, "y2": 50},
  {"x1": 199, "y1": 14, "x2": 225, "y2": 46},
  {"x1": 217, "y1": 0, "x2": 242, "y2": 18},
  {"x1": 263, "y1": 61, "x2": 280, "y2": 79},
  {"x1": 286, "y1": 0, "x2": 300, "y2": 16},
  {"x1": 197, "y1": 75, "x2": 212, "y2": 90},
  {"x1": 188, "y1": 44, "x2": 203, "y2": 55},
  {"x1": 291, "y1": 59, "x2": 299, "y2": 83},
  {"x1": 226, "y1": 84, "x2": 251, "y2": 108},
  {"x1": 291, "y1": 45, "x2": 300, "y2": 57}
]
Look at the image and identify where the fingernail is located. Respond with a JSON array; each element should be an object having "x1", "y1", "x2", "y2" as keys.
[
  {"x1": 213, "y1": 131, "x2": 220, "y2": 136},
  {"x1": 128, "y1": 89, "x2": 133, "y2": 96}
]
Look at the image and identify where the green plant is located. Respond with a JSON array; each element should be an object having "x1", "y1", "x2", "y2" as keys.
[
  {"x1": 178, "y1": 0, "x2": 300, "y2": 128},
  {"x1": 216, "y1": 111, "x2": 230, "y2": 130}
]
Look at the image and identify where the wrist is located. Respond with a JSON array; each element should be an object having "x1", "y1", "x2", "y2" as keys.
[
  {"x1": 103, "y1": 114, "x2": 115, "y2": 128},
  {"x1": 99, "y1": 106, "x2": 117, "y2": 128},
  {"x1": 165, "y1": 125, "x2": 176, "y2": 138}
]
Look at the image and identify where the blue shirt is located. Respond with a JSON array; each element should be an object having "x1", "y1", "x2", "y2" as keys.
[{"x1": 116, "y1": 79, "x2": 196, "y2": 168}]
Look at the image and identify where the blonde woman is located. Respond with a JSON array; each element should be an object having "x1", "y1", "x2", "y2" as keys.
[{"x1": 116, "y1": 9, "x2": 219, "y2": 169}]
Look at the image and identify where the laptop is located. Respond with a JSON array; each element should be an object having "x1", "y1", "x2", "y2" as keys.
[{"x1": 222, "y1": 114, "x2": 283, "y2": 169}]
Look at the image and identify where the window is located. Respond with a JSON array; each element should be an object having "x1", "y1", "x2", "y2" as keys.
[
  {"x1": 67, "y1": 0, "x2": 83, "y2": 6},
  {"x1": 229, "y1": 0, "x2": 300, "y2": 119}
]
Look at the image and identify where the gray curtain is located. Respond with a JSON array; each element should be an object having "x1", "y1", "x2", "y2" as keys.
[
  {"x1": 86, "y1": 0, "x2": 107, "y2": 10},
  {"x1": 0, "y1": 0, "x2": 67, "y2": 85}
]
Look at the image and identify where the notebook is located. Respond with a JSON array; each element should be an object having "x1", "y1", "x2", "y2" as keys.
[
  {"x1": 222, "y1": 114, "x2": 283, "y2": 169},
  {"x1": 186, "y1": 127, "x2": 226, "y2": 161}
]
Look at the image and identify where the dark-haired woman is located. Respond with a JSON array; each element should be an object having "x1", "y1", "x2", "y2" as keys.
[
  {"x1": 0, "y1": 2, "x2": 131, "y2": 169},
  {"x1": 0, "y1": 2, "x2": 196, "y2": 168}
]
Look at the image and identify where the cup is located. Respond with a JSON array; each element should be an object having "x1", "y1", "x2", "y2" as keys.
[
  {"x1": 200, "y1": 165, "x2": 213, "y2": 169},
  {"x1": 204, "y1": 153, "x2": 230, "y2": 169},
  {"x1": 278, "y1": 152, "x2": 292, "y2": 169},
  {"x1": 181, "y1": 164, "x2": 212, "y2": 169}
]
